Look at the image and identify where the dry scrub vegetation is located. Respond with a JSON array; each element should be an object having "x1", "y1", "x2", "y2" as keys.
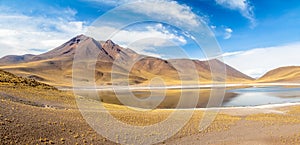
[{"x1": 0, "y1": 70, "x2": 55, "y2": 89}]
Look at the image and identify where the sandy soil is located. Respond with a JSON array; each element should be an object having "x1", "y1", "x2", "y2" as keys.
[
  {"x1": 162, "y1": 105, "x2": 300, "y2": 145},
  {"x1": 1, "y1": 86, "x2": 300, "y2": 145}
]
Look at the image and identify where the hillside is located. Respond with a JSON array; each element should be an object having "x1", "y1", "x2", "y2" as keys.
[
  {"x1": 0, "y1": 69, "x2": 56, "y2": 90},
  {"x1": 0, "y1": 54, "x2": 35, "y2": 64},
  {"x1": 0, "y1": 35, "x2": 254, "y2": 87},
  {"x1": 258, "y1": 66, "x2": 300, "y2": 83}
]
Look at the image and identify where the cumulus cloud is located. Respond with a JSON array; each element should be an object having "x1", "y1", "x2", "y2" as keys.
[
  {"x1": 0, "y1": 0, "x2": 204, "y2": 59},
  {"x1": 81, "y1": 0, "x2": 127, "y2": 5},
  {"x1": 83, "y1": 0, "x2": 203, "y2": 28},
  {"x1": 223, "y1": 42, "x2": 300, "y2": 78},
  {"x1": 115, "y1": 24, "x2": 186, "y2": 46},
  {"x1": 210, "y1": 25, "x2": 217, "y2": 29},
  {"x1": 224, "y1": 28, "x2": 233, "y2": 39},
  {"x1": 89, "y1": 23, "x2": 188, "y2": 58},
  {"x1": 84, "y1": 0, "x2": 206, "y2": 58},
  {"x1": 209, "y1": 26, "x2": 233, "y2": 40},
  {"x1": 0, "y1": 6, "x2": 86, "y2": 57},
  {"x1": 215, "y1": 0, "x2": 256, "y2": 27},
  {"x1": 126, "y1": 0, "x2": 201, "y2": 27}
]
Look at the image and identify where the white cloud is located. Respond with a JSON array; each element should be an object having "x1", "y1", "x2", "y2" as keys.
[
  {"x1": 84, "y1": 0, "x2": 203, "y2": 28},
  {"x1": 81, "y1": 0, "x2": 134, "y2": 6},
  {"x1": 225, "y1": 28, "x2": 233, "y2": 33},
  {"x1": 89, "y1": 23, "x2": 187, "y2": 58},
  {"x1": 223, "y1": 42, "x2": 300, "y2": 78},
  {"x1": 215, "y1": 0, "x2": 256, "y2": 27},
  {"x1": 222, "y1": 51, "x2": 242, "y2": 57},
  {"x1": 216, "y1": 0, "x2": 247, "y2": 10},
  {"x1": 0, "y1": 7, "x2": 86, "y2": 57},
  {"x1": 210, "y1": 25, "x2": 216, "y2": 29},
  {"x1": 84, "y1": 0, "x2": 207, "y2": 58},
  {"x1": 224, "y1": 28, "x2": 233, "y2": 39},
  {"x1": 118, "y1": 24, "x2": 186, "y2": 46},
  {"x1": 126, "y1": 0, "x2": 201, "y2": 27},
  {"x1": 0, "y1": 0, "x2": 205, "y2": 59}
]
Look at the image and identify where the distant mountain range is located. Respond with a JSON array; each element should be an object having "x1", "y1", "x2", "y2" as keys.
[{"x1": 0, "y1": 34, "x2": 297, "y2": 87}]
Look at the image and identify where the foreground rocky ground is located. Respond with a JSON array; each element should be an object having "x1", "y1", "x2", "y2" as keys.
[
  {"x1": 1, "y1": 86, "x2": 300, "y2": 144},
  {"x1": 1, "y1": 70, "x2": 300, "y2": 144}
]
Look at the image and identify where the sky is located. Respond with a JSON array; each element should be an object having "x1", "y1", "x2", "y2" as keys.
[{"x1": 0, "y1": 0, "x2": 300, "y2": 78}]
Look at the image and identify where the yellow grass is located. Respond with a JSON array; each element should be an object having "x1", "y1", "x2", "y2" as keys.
[{"x1": 1, "y1": 69, "x2": 300, "y2": 144}]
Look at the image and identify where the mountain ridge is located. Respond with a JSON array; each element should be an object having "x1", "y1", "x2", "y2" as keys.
[{"x1": 0, "y1": 34, "x2": 254, "y2": 87}]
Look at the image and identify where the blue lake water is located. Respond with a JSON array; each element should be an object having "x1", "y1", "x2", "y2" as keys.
[
  {"x1": 81, "y1": 86, "x2": 300, "y2": 108},
  {"x1": 223, "y1": 87, "x2": 300, "y2": 107}
]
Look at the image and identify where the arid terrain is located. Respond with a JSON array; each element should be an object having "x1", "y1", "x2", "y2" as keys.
[
  {"x1": 1, "y1": 69, "x2": 300, "y2": 144},
  {"x1": 1, "y1": 35, "x2": 298, "y2": 89},
  {"x1": 1, "y1": 35, "x2": 300, "y2": 144},
  {"x1": 0, "y1": 35, "x2": 254, "y2": 87},
  {"x1": 257, "y1": 66, "x2": 300, "y2": 83},
  {"x1": 1, "y1": 0, "x2": 300, "y2": 144}
]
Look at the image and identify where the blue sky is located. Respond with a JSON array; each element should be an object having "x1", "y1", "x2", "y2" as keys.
[{"x1": 0, "y1": 0, "x2": 300, "y2": 77}]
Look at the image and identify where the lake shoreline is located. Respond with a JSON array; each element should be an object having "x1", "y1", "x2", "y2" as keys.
[
  {"x1": 60, "y1": 83, "x2": 300, "y2": 90},
  {"x1": 157, "y1": 102, "x2": 300, "y2": 111}
]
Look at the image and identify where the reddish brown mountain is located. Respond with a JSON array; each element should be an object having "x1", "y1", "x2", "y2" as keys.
[{"x1": 0, "y1": 35, "x2": 253, "y2": 87}]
